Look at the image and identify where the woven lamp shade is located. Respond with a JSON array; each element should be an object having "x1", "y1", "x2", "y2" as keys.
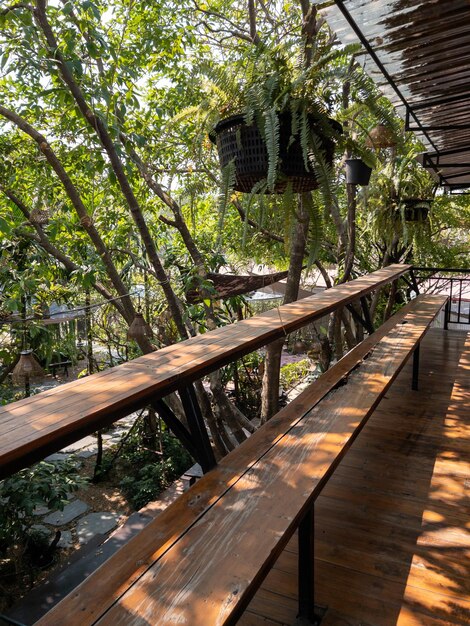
[
  {"x1": 30, "y1": 208, "x2": 50, "y2": 225},
  {"x1": 366, "y1": 124, "x2": 396, "y2": 149},
  {"x1": 127, "y1": 313, "x2": 154, "y2": 340},
  {"x1": 12, "y1": 350, "x2": 45, "y2": 384}
]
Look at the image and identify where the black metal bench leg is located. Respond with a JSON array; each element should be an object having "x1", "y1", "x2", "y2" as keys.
[
  {"x1": 412, "y1": 344, "x2": 420, "y2": 391},
  {"x1": 296, "y1": 507, "x2": 323, "y2": 625}
]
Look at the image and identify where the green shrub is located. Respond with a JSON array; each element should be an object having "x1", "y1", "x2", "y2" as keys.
[
  {"x1": 117, "y1": 432, "x2": 192, "y2": 510},
  {"x1": 0, "y1": 459, "x2": 84, "y2": 551},
  {"x1": 280, "y1": 359, "x2": 312, "y2": 391},
  {"x1": 0, "y1": 459, "x2": 85, "y2": 593}
]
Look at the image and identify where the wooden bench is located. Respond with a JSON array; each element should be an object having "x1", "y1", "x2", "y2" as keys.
[
  {"x1": 48, "y1": 360, "x2": 72, "y2": 378},
  {"x1": 0, "y1": 264, "x2": 410, "y2": 479},
  {"x1": 35, "y1": 294, "x2": 446, "y2": 626}
]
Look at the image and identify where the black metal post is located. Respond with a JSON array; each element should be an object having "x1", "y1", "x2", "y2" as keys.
[
  {"x1": 296, "y1": 507, "x2": 320, "y2": 625},
  {"x1": 178, "y1": 385, "x2": 217, "y2": 473},
  {"x1": 152, "y1": 398, "x2": 199, "y2": 461},
  {"x1": 346, "y1": 301, "x2": 373, "y2": 336},
  {"x1": 457, "y1": 279, "x2": 463, "y2": 323},
  {"x1": 444, "y1": 298, "x2": 450, "y2": 331},
  {"x1": 412, "y1": 344, "x2": 420, "y2": 391}
]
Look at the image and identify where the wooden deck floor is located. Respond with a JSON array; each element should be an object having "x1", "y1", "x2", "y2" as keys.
[{"x1": 239, "y1": 328, "x2": 470, "y2": 626}]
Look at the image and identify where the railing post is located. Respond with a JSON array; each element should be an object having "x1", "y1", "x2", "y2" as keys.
[
  {"x1": 457, "y1": 279, "x2": 463, "y2": 323},
  {"x1": 295, "y1": 506, "x2": 322, "y2": 625},
  {"x1": 412, "y1": 344, "x2": 420, "y2": 391},
  {"x1": 444, "y1": 297, "x2": 450, "y2": 330}
]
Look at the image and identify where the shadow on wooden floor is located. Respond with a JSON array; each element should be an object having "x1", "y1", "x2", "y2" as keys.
[{"x1": 241, "y1": 329, "x2": 470, "y2": 625}]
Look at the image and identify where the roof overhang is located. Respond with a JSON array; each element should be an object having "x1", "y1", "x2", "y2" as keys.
[{"x1": 321, "y1": 0, "x2": 470, "y2": 191}]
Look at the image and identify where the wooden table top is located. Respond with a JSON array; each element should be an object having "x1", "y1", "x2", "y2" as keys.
[{"x1": 0, "y1": 264, "x2": 410, "y2": 478}]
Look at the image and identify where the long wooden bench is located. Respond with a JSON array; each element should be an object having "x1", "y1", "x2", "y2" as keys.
[
  {"x1": 0, "y1": 264, "x2": 409, "y2": 479},
  {"x1": 35, "y1": 294, "x2": 447, "y2": 626}
]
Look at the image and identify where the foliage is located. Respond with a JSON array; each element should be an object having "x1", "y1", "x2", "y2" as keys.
[
  {"x1": 280, "y1": 358, "x2": 312, "y2": 391},
  {"x1": 114, "y1": 431, "x2": 192, "y2": 510},
  {"x1": 0, "y1": 459, "x2": 84, "y2": 549},
  {"x1": 0, "y1": 0, "x2": 468, "y2": 463},
  {"x1": 221, "y1": 350, "x2": 264, "y2": 418}
]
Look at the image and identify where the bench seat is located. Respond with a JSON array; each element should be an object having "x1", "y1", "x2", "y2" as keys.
[{"x1": 37, "y1": 294, "x2": 446, "y2": 626}]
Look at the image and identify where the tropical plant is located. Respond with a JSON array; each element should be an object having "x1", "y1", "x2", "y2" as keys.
[{"x1": 0, "y1": 459, "x2": 84, "y2": 593}]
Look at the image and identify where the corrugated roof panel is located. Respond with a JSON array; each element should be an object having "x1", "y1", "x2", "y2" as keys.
[{"x1": 322, "y1": 0, "x2": 470, "y2": 188}]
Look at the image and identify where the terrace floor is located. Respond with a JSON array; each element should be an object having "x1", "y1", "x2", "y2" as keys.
[{"x1": 239, "y1": 328, "x2": 470, "y2": 626}]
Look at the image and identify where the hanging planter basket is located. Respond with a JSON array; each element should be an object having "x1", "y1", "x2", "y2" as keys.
[
  {"x1": 30, "y1": 208, "x2": 50, "y2": 225},
  {"x1": 12, "y1": 350, "x2": 45, "y2": 385},
  {"x1": 366, "y1": 124, "x2": 396, "y2": 149},
  {"x1": 345, "y1": 158, "x2": 372, "y2": 186},
  {"x1": 400, "y1": 198, "x2": 432, "y2": 222},
  {"x1": 210, "y1": 113, "x2": 341, "y2": 194}
]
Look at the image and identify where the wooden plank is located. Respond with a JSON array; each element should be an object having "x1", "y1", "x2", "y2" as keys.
[
  {"x1": 86, "y1": 295, "x2": 446, "y2": 625},
  {"x1": 314, "y1": 561, "x2": 470, "y2": 624},
  {"x1": 36, "y1": 294, "x2": 423, "y2": 626},
  {"x1": 0, "y1": 264, "x2": 410, "y2": 479},
  {"x1": 239, "y1": 588, "x2": 298, "y2": 626}
]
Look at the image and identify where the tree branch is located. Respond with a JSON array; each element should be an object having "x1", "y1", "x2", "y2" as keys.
[
  {"x1": 0, "y1": 104, "x2": 137, "y2": 326},
  {"x1": 0, "y1": 184, "x2": 127, "y2": 319},
  {"x1": 0, "y1": 3, "x2": 33, "y2": 15},
  {"x1": 33, "y1": 0, "x2": 188, "y2": 340}
]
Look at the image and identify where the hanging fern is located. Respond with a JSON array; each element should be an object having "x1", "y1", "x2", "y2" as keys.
[
  {"x1": 282, "y1": 185, "x2": 295, "y2": 255},
  {"x1": 216, "y1": 160, "x2": 236, "y2": 248},
  {"x1": 305, "y1": 192, "x2": 323, "y2": 265},
  {"x1": 309, "y1": 129, "x2": 337, "y2": 212},
  {"x1": 264, "y1": 108, "x2": 280, "y2": 192}
]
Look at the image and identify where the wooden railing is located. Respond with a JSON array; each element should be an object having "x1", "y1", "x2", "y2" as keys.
[
  {"x1": 0, "y1": 264, "x2": 410, "y2": 480},
  {"x1": 0, "y1": 264, "x2": 411, "y2": 481}
]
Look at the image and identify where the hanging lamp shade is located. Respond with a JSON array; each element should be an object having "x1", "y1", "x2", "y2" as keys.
[
  {"x1": 366, "y1": 124, "x2": 396, "y2": 149},
  {"x1": 127, "y1": 313, "x2": 153, "y2": 340},
  {"x1": 12, "y1": 350, "x2": 45, "y2": 384},
  {"x1": 30, "y1": 207, "x2": 50, "y2": 225}
]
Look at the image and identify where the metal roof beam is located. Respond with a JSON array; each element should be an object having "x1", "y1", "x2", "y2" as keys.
[
  {"x1": 333, "y1": 0, "x2": 439, "y2": 154},
  {"x1": 407, "y1": 125, "x2": 470, "y2": 131},
  {"x1": 440, "y1": 171, "x2": 470, "y2": 181},
  {"x1": 423, "y1": 163, "x2": 470, "y2": 168},
  {"x1": 423, "y1": 146, "x2": 470, "y2": 159}
]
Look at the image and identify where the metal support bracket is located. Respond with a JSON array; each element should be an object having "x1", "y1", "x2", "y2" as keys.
[
  {"x1": 360, "y1": 297, "x2": 375, "y2": 334},
  {"x1": 409, "y1": 269, "x2": 420, "y2": 295},
  {"x1": 412, "y1": 344, "x2": 420, "y2": 391},
  {"x1": 346, "y1": 299, "x2": 374, "y2": 335},
  {"x1": 152, "y1": 398, "x2": 199, "y2": 462},
  {"x1": 178, "y1": 385, "x2": 217, "y2": 473}
]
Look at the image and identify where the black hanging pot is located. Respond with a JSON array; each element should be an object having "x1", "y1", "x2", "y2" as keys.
[
  {"x1": 400, "y1": 198, "x2": 432, "y2": 222},
  {"x1": 210, "y1": 113, "x2": 341, "y2": 194},
  {"x1": 345, "y1": 158, "x2": 372, "y2": 186}
]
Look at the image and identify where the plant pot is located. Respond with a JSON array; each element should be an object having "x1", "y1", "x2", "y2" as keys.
[
  {"x1": 210, "y1": 113, "x2": 340, "y2": 194},
  {"x1": 400, "y1": 198, "x2": 431, "y2": 222},
  {"x1": 345, "y1": 158, "x2": 372, "y2": 186}
]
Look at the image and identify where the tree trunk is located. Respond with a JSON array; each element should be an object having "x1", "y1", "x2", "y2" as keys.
[
  {"x1": 34, "y1": 3, "x2": 189, "y2": 341},
  {"x1": 383, "y1": 279, "x2": 398, "y2": 322},
  {"x1": 260, "y1": 194, "x2": 310, "y2": 423}
]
